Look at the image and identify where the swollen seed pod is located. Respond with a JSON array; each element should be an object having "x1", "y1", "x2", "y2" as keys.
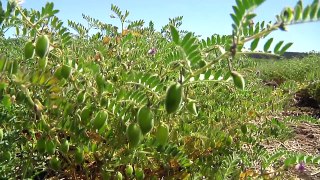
[
  {"x1": 126, "y1": 123, "x2": 142, "y2": 148},
  {"x1": 92, "y1": 110, "x2": 108, "y2": 130},
  {"x1": 54, "y1": 66, "x2": 63, "y2": 80},
  {"x1": 135, "y1": 168, "x2": 145, "y2": 180},
  {"x1": 165, "y1": 83, "x2": 183, "y2": 114},
  {"x1": 125, "y1": 164, "x2": 133, "y2": 176},
  {"x1": 95, "y1": 74, "x2": 105, "y2": 92},
  {"x1": 35, "y1": 35, "x2": 49, "y2": 58},
  {"x1": 186, "y1": 102, "x2": 197, "y2": 116},
  {"x1": 231, "y1": 71, "x2": 245, "y2": 90},
  {"x1": 80, "y1": 106, "x2": 92, "y2": 125},
  {"x1": 50, "y1": 156, "x2": 61, "y2": 170},
  {"x1": 137, "y1": 106, "x2": 154, "y2": 135},
  {"x1": 61, "y1": 65, "x2": 71, "y2": 79},
  {"x1": 116, "y1": 171, "x2": 123, "y2": 180},
  {"x1": 156, "y1": 123, "x2": 169, "y2": 146},
  {"x1": 60, "y1": 139, "x2": 69, "y2": 154},
  {"x1": 241, "y1": 124, "x2": 248, "y2": 134},
  {"x1": 38, "y1": 58, "x2": 47, "y2": 69},
  {"x1": 24, "y1": 41, "x2": 35, "y2": 59},
  {"x1": 225, "y1": 135, "x2": 233, "y2": 146}
]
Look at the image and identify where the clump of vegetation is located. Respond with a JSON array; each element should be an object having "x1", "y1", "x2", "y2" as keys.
[
  {"x1": 307, "y1": 81, "x2": 320, "y2": 103},
  {"x1": 0, "y1": 0, "x2": 320, "y2": 179},
  {"x1": 257, "y1": 55, "x2": 320, "y2": 85}
]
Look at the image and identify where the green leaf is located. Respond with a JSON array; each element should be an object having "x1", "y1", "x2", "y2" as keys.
[
  {"x1": 188, "y1": 50, "x2": 200, "y2": 61},
  {"x1": 310, "y1": 2, "x2": 319, "y2": 19},
  {"x1": 260, "y1": 21, "x2": 265, "y2": 28},
  {"x1": 235, "y1": 0, "x2": 245, "y2": 15},
  {"x1": 246, "y1": 13, "x2": 257, "y2": 22},
  {"x1": 243, "y1": 0, "x2": 250, "y2": 9},
  {"x1": 242, "y1": 26, "x2": 248, "y2": 36},
  {"x1": 111, "y1": 4, "x2": 122, "y2": 20},
  {"x1": 186, "y1": 44, "x2": 199, "y2": 55},
  {"x1": 302, "y1": 5, "x2": 311, "y2": 20},
  {"x1": 263, "y1": 38, "x2": 273, "y2": 52},
  {"x1": 2, "y1": 94, "x2": 11, "y2": 110},
  {"x1": 254, "y1": 22, "x2": 260, "y2": 34},
  {"x1": 250, "y1": 38, "x2": 259, "y2": 51},
  {"x1": 204, "y1": 69, "x2": 211, "y2": 79},
  {"x1": 206, "y1": 37, "x2": 212, "y2": 46},
  {"x1": 182, "y1": 37, "x2": 196, "y2": 52},
  {"x1": 201, "y1": 39, "x2": 206, "y2": 48},
  {"x1": 211, "y1": 35, "x2": 216, "y2": 44},
  {"x1": 232, "y1": 6, "x2": 241, "y2": 17},
  {"x1": 294, "y1": 5, "x2": 302, "y2": 21},
  {"x1": 230, "y1": 14, "x2": 240, "y2": 26},
  {"x1": 266, "y1": 151, "x2": 286, "y2": 167},
  {"x1": 297, "y1": 0, "x2": 303, "y2": 7},
  {"x1": 190, "y1": 55, "x2": 202, "y2": 65},
  {"x1": 216, "y1": 35, "x2": 221, "y2": 44},
  {"x1": 254, "y1": 0, "x2": 266, "y2": 6},
  {"x1": 279, "y1": 42, "x2": 293, "y2": 55},
  {"x1": 284, "y1": 156, "x2": 298, "y2": 167},
  {"x1": 221, "y1": 35, "x2": 226, "y2": 44},
  {"x1": 249, "y1": 25, "x2": 254, "y2": 36},
  {"x1": 170, "y1": 25, "x2": 180, "y2": 45},
  {"x1": 312, "y1": 156, "x2": 320, "y2": 164},
  {"x1": 181, "y1": 32, "x2": 192, "y2": 46},
  {"x1": 224, "y1": 71, "x2": 231, "y2": 80},
  {"x1": 274, "y1": 41, "x2": 284, "y2": 54},
  {"x1": 305, "y1": 156, "x2": 313, "y2": 164},
  {"x1": 214, "y1": 69, "x2": 223, "y2": 80}
]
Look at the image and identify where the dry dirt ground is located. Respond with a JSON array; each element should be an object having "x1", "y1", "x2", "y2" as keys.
[{"x1": 262, "y1": 90, "x2": 320, "y2": 180}]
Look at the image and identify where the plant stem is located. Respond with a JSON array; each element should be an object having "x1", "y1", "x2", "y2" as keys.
[
  {"x1": 183, "y1": 79, "x2": 226, "y2": 86},
  {"x1": 184, "y1": 52, "x2": 230, "y2": 83}
]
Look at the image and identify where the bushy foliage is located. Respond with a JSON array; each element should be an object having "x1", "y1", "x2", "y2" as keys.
[
  {"x1": 257, "y1": 55, "x2": 320, "y2": 83},
  {"x1": 0, "y1": 0, "x2": 320, "y2": 179}
]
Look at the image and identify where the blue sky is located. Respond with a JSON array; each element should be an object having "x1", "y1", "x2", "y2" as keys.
[{"x1": 14, "y1": 0, "x2": 320, "y2": 52}]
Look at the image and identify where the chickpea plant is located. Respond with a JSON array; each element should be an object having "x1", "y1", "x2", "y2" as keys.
[{"x1": 0, "y1": 0, "x2": 320, "y2": 179}]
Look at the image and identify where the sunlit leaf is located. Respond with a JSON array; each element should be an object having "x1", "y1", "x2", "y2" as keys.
[
  {"x1": 243, "y1": 0, "x2": 250, "y2": 9},
  {"x1": 279, "y1": 42, "x2": 293, "y2": 55},
  {"x1": 254, "y1": 0, "x2": 266, "y2": 6},
  {"x1": 302, "y1": 5, "x2": 311, "y2": 20},
  {"x1": 231, "y1": 14, "x2": 240, "y2": 26},
  {"x1": 294, "y1": 4, "x2": 302, "y2": 21},
  {"x1": 250, "y1": 38, "x2": 259, "y2": 51},
  {"x1": 181, "y1": 32, "x2": 192, "y2": 46},
  {"x1": 232, "y1": 6, "x2": 241, "y2": 18},
  {"x1": 182, "y1": 37, "x2": 196, "y2": 52},
  {"x1": 263, "y1": 38, "x2": 273, "y2": 52},
  {"x1": 310, "y1": 2, "x2": 319, "y2": 19},
  {"x1": 274, "y1": 41, "x2": 284, "y2": 54},
  {"x1": 170, "y1": 25, "x2": 180, "y2": 44}
]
